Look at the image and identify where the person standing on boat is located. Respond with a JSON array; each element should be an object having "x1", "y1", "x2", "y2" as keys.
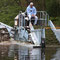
[{"x1": 26, "y1": 2, "x2": 38, "y2": 25}]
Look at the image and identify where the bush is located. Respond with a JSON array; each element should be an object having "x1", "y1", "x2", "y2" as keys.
[
  {"x1": 46, "y1": 0, "x2": 60, "y2": 17},
  {"x1": 50, "y1": 17, "x2": 58, "y2": 21}
]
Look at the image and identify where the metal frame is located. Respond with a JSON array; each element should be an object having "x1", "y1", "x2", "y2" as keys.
[
  {"x1": 18, "y1": 11, "x2": 49, "y2": 27},
  {"x1": 14, "y1": 11, "x2": 49, "y2": 46}
]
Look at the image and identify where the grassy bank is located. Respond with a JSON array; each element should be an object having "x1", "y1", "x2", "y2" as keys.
[
  {"x1": 46, "y1": 29, "x2": 60, "y2": 45},
  {"x1": 34, "y1": 25, "x2": 60, "y2": 45},
  {"x1": 45, "y1": 17, "x2": 60, "y2": 45},
  {"x1": 50, "y1": 17, "x2": 60, "y2": 27}
]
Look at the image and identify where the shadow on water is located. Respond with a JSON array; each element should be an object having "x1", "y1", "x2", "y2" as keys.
[{"x1": 0, "y1": 45, "x2": 60, "y2": 60}]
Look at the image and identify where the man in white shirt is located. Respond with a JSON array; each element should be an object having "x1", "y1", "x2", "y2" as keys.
[{"x1": 26, "y1": 2, "x2": 38, "y2": 25}]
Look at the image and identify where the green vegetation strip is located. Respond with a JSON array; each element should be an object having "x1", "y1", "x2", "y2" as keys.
[{"x1": 46, "y1": 29, "x2": 60, "y2": 45}]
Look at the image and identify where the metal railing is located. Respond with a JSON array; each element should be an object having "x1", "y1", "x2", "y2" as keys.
[{"x1": 18, "y1": 11, "x2": 49, "y2": 27}]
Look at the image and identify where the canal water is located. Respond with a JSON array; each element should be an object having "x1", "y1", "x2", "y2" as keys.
[{"x1": 0, "y1": 45, "x2": 60, "y2": 60}]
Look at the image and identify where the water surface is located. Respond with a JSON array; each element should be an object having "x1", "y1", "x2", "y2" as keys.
[{"x1": 0, "y1": 45, "x2": 60, "y2": 60}]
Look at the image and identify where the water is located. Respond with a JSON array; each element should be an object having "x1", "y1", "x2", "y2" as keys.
[{"x1": 0, "y1": 45, "x2": 60, "y2": 60}]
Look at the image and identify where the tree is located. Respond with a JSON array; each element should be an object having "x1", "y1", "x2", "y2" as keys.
[
  {"x1": 41, "y1": 0, "x2": 46, "y2": 10},
  {"x1": 14, "y1": 0, "x2": 21, "y2": 6}
]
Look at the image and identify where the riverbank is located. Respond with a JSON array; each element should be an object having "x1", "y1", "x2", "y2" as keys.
[
  {"x1": 0, "y1": 25, "x2": 60, "y2": 47},
  {"x1": 46, "y1": 29, "x2": 60, "y2": 45},
  {"x1": 0, "y1": 40, "x2": 60, "y2": 48},
  {"x1": 34, "y1": 25, "x2": 60, "y2": 45}
]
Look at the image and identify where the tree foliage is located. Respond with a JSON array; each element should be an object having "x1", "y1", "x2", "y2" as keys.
[
  {"x1": 46, "y1": 0, "x2": 60, "y2": 17},
  {"x1": 0, "y1": 0, "x2": 60, "y2": 27}
]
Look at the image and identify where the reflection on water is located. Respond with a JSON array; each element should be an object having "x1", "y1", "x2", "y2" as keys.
[
  {"x1": 51, "y1": 48, "x2": 60, "y2": 60},
  {"x1": 8, "y1": 45, "x2": 45, "y2": 60},
  {"x1": 0, "y1": 45, "x2": 60, "y2": 60}
]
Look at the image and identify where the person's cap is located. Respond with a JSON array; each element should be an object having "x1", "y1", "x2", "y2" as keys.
[{"x1": 30, "y1": 2, "x2": 33, "y2": 5}]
